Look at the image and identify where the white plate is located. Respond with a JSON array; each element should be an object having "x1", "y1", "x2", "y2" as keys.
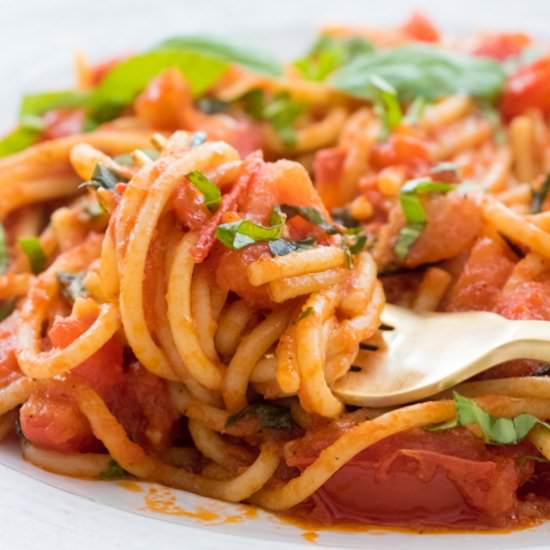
[{"x1": 3, "y1": 1, "x2": 550, "y2": 548}]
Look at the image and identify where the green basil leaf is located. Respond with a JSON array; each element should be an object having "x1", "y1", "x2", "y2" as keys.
[
  {"x1": 268, "y1": 237, "x2": 316, "y2": 256},
  {"x1": 277, "y1": 204, "x2": 339, "y2": 234},
  {"x1": 90, "y1": 49, "x2": 228, "y2": 122},
  {"x1": 424, "y1": 418, "x2": 459, "y2": 432},
  {"x1": 196, "y1": 97, "x2": 229, "y2": 114},
  {"x1": 157, "y1": 36, "x2": 283, "y2": 76},
  {"x1": 0, "y1": 300, "x2": 15, "y2": 322},
  {"x1": 403, "y1": 96, "x2": 428, "y2": 126},
  {"x1": 98, "y1": 459, "x2": 128, "y2": 480},
  {"x1": 240, "y1": 89, "x2": 265, "y2": 120},
  {"x1": 399, "y1": 194, "x2": 426, "y2": 225},
  {"x1": 186, "y1": 170, "x2": 221, "y2": 211},
  {"x1": 348, "y1": 234, "x2": 367, "y2": 254},
  {"x1": 19, "y1": 90, "x2": 91, "y2": 119},
  {"x1": 401, "y1": 177, "x2": 455, "y2": 195},
  {"x1": 19, "y1": 237, "x2": 46, "y2": 274},
  {"x1": 294, "y1": 35, "x2": 374, "y2": 81},
  {"x1": 57, "y1": 272, "x2": 88, "y2": 302},
  {"x1": 262, "y1": 93, "x2": 305, "y2": 147},
  {"x1": 331, "y1": 207, "x2": 360, "y2": 229},
  {"x1": 190, "y1": 131, "x2": 208, "y2": 148},
  {"x1": 393, "y1": 223, "x2": 424, "y2": 260},
  {"x1": 332, "y1": 44, "x2": 506, "y2": 103},
  {"x1": 216, "y1": 218, "x2": 284, "y2": 250},
  {"x1": 0, "y1": 126, "x2": 41, "y2": 158},
  {"x1": 226, "y1": 403, "x2": 294, "y2": 430},
  {"x1": 81, "y1": 164, "x2": 120, "y2": 191},
  {"x1": 0, "y1": 225, "x2": 9, "y2": 274},
  {"x1": 298, "y1": 306, "x2": 314, "y2": 321},
  {"x1": 369, "y1": 74, "x2": 402, "y2": 138},
  {"x1": 531, "y1": 174, "x2": 550, "y2": 214}
]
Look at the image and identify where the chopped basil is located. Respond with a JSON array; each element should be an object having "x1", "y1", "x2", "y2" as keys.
[
  {"x1": 332, "y1": 44, "x2": 506, "y2": 104},
  {"x1": 0, "y1": 300, "x2": 15, "y2": 322},
  {"x1": 427, "y1": 392, "x2": 550, "y2": 445},
  {"x1": 0, "y1": 225, "x2": 8, "y2": 274},
  {"x1": 186, "y1": 170, "x2": 221, "y2": 211},
  {"x1": 57, "y1": 272, "x2": 88, "y2": 302},
  {"x1": 403, "y1": 96, "x2": 427, "y2": 126},
  {"x1": 89, "y1": 49, "x2": 228, "y2": 122},
  {"x1": 294, "y1": 35, "x2": 374, "y2": 81},
  {"x1": 531, "y1": 174, "x2": 550, "y2": 214},
  {"x1": 331, "y1": 207, "x2": 360, "y2": 229},
  {"x1": 347, "y1": 234, "x2": 367, "y2": 255},
  {"x1": 82, "y1": 164, "x2": 120, "y2": 191},
  {"x1": 98, "y1": 459, "x2": 128, "y2": 480},
  {"x1": 190, "y1": 131, "x2": 208, "y2": 148},
  {"x1": 0, "y1": 125, "x2": 42, "y2": 158},
  {"x1": 298, "y1": 306, "x2": 314, "y2": 321},
  {"x1": 393, "y1": 178, "x2": 454, "y2": 260},
  {"x1": 268, "y1": 237, "x2": 316, "y2": 257},
  {"x1": 276, "y1": 204, "x2": 338, "y2": 234},
  {"x1": 156, "y1": 35, "x2": 283, "y2": 76},
  {"x1": 226, "y1": 403, "x2": 294, "y2": 430},
  {"x1": 240, "y1": 89, "x2": 265, "y2": 120},
  {"x1": 19, "y1": 90, "x2": 91, "y2": 119},
  {"x1": 216, "y1": 218, "x2": 284, "y2": 250},
  {"x1": 196, "y1": 97, "x2": 229, "y2": 114},
  {"x1": 19, "y1": 237, "x2": 46, "y2": 274},
  {"x1": 368, "y1": 75, "x2": 402, "y2": 139},
  {"x1": 262, "y1": 93, "x2": 305, "y2": 147}
]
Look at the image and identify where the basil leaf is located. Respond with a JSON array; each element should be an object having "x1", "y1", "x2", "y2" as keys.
[
  {"x1": 294, "y1": 35, "x2": 374, "y2": 81},
  {"x1": 19, "y1": 237, "x2": 46, "y2": 274},
  {"x1": 186, "y1": 170, "x2": 221, "y2": 211},
  {"x1": 268, "y1": 237, "x2": 316, "y2": 256},
  {"x1": 196, "y1": 97, "x2": 229, "y2": 114},
  {"x1": 82, "y1": 164, "x2": 120, "y2": 191},
  {"x1": 401, "y1": 177, "x2": 455, "y2": 196},
  {"x1": 348, "y1": 234, "x2": 367, "y2": 254},
  {"x1": 263, "y1": 93, "x2": 305, "y2": 147},
  {"x1": 0, "y1": 126, "x2": 41, "y2": 158},
  {"x1": 240, "y1": 89, "x2": 265, "y2": 120},
  {"x1": 0, "y1": 300, "x2": 15, "y2": 322},
  {"x1": 0, "y1": 225, "x2": 9, "y2": 274},
  {"x1": 216, "y1": 218, "x2": 284, "y2": 250},
  {"x1": 531, "y1": 174, "x2": 550, "y2": 214},
  {"x1": 298, "y1": 306, "x2": 314, "y2": 321},
  {"x1": 403, "y1": 96, "x2": 427, "y2": 126},
  {"x1": 157, "y1": 36, "x2": 283, "y2": 76},
  {"x1": 90, "y1": 49, "x2": 228, "y2": 122},
  {"x1": 19, "y1": 90, "x2": 91, "y2": 119},
  {"x1": 393, "y1": 223, "x2": 424, "y2": 260},
  {"x1": 57, "y1": 272, "x2": 88, "y2": 302},
  {"x1": 277, "y1": 204, "x2": 338, "y2": 234},
  {"x1": 332, "y1": 44, "x2": 506, "y2": 103},
  {"x1": 190, "y1": 131, "x2": 207, "y2": 148},
  {"x1": 99, "y1": 459, "x2": 128, "y2": 480},
  {"x1": 226, "y1": 403, "x2": 294, "y2": 430},
  {"x1": 369, "y1": 74, "x2": 402, "y2": 139},
  {"x1": 331, "y1": 207, "x2": 360, "y2": 229}
]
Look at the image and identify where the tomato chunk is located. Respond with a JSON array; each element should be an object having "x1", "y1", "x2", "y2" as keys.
[
  {"x1": 371, "y1": 133, "x2": 431, "y2": 173},
  {"x1": 473, "y1": 32, "x2": 531, "y2": 61},
  {"x1": 500, "y1": 56, "x2": 550, "y2": 120},
  {"x1": 400, "y1": 12, "x2": 440, "y2": 43},
  {"x1": 40, "y1": 109, "x2": 85, "y2": 140}
]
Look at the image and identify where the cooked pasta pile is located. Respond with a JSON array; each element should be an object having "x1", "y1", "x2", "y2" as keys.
[{"x1": 4, "y1": 12, "x2": 550, "y2": 530}]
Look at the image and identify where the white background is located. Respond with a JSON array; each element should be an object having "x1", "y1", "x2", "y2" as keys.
[{"x1": 2, "y1": 1, "x2": 550, "y2": 548}]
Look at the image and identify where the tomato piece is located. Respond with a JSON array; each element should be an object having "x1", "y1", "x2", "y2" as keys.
[
  {"x1": 446, "y1": 237, "x2": 517, "y2": 312},
  {"x1": 400, "y1": 12, "x2": 440, "y2": 43},
  {"x1": 495, "y1": 281, "x2": 550, "y2": 320},
  {"x1": 173, "y1": 177, "x2": 211, "y2": 231},
  {"x1": 371, "y1": 133, "x2": 431, "y2": 172},
  {"x1": 48, "y1": 313, "x2": 124, "y2": 394},
  {"x1": 472, "y1": 32, "x2": 531, "y2": 61},
  {"x1": 40, "y1": 109, "x2": 85, "y2": 140},
  {"x1": 500, "y1": 56, "x2": 550, "y2": 120},
  {"x1": 313, "y1": 147, "x2": 347, "y2": 209},
  {"x1": 405, "y1": 194, "x2": 482, "y2": 267},
  {"x1": 287, "y1": 426, "x2": 532, "y2": 528}
]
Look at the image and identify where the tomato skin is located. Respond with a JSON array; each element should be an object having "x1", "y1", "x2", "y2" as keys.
[
  {"x1": 500, "y1": 57, "x2": 550, "y2": 120},
  {"x1": 313, "y1": 147, "x2": 347, "y2": 209},
  {"x1": 371, "y1": 133, "x2": 431, "y2": 172},
  {"x1": 287, "y1": 426, "x2": 532, "y2": 528},
  {"x1": 400, "y1": 12, "x2": 440, "y2": 43},
  {"x1": 472, "y1": 32, "x2": 531, "y2": 61},
  {"x1": 40, "y1": 109, "x2": 85, "y2": 140}
]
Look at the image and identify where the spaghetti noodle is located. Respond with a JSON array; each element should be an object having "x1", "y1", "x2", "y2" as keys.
[{"x1": 2, "y1": 11, "x2": 550, "y2": 532}]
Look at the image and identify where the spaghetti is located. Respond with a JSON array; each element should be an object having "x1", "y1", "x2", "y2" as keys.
[{"x1": 2, "y1": 11, "x2": 550, "y2": 532}]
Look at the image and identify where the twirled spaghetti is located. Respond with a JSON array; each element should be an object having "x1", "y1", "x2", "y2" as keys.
[{"x1": 3, "y1": 11, "x2": 550, "y2": 532}]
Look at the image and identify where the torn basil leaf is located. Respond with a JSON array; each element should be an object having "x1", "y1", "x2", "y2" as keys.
[
  {"x1": 403, "y1": 96, "x2": 427, "y2": 126},
  {"x1": 368, "y1": 74, "x2": 402, "y2": 139},
  {"x1": 186, "y1": 170, "x2": 221, "y2": 211},
  {"x1": 268, "y1": 237, "x2": 316, "y2": 257},
  {"x1": 216, "y1": 218, "x2": 284, "y2": 250},
  {"x1": 196, "y1": 97, "x2": 229, "y2": 114},
  {"x1": 82, "y1": 164, "x2": 121, "y2": 191},
  {"x1": 98, "y1": 459, "x2": 128, "y2": 480},
  {"x1": 19, "y1": 89, "x2": 91, "y2": 119},
  {"x1": 57, "y1": 272, "x2": 88, "y2": 302},
  {"x1": 262, "y1": 92, "x2": 305, "y2": 147},
  {"x1": 427, "y1": 392, "x2": 550, "y2": 445},
  {"x1": 331, "y1": 207, "x2": 360, "y2": 228},
  {"x1": 531, "y1": 174, "x2": 550, "y2": 214},
  {"x1": 0, "y1": 225, "x2": 8, "y2": 274},
  {"x1": 226, "y1": 403, "x2": 294, "y2": 430},
  {"x1": 393, "y1": 223, "x2": 424, "y2": 260},
  {"x1": 19, "y1": 237, "x2": 46, "y2": 274},
  {"x1": 276, "y1": 204, "x2": 338, "y2": 234},
  {"x1": 0, "y1": 125, "x2": 42, "y2": 158}
]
